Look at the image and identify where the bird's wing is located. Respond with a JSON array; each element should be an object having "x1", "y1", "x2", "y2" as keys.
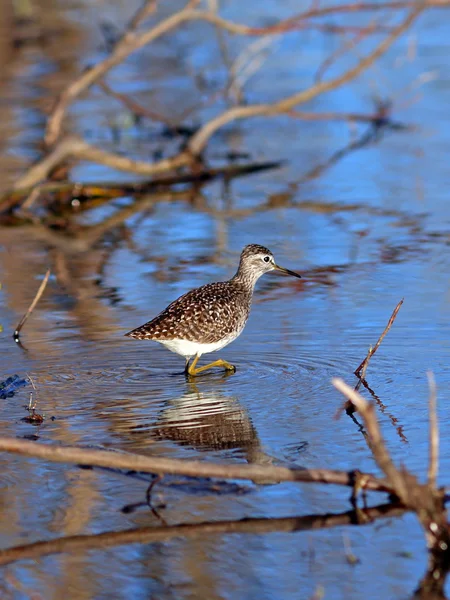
[{"x1": 125, "y1": 282, "x2": 249, "y2": 343}]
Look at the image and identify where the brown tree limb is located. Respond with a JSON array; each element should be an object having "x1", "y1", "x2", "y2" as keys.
[
  {"x1": 354, "y1": 298, "x2": 404, "y2": 377},
  {"x1": 332, "y1": 378, "x2": 450, "y2": 557},
  {"x1": 333, "y1": 378, "x2": 409, "y2": 503},
  {"x1": 0, "y1": 435, "x2": 392, "y2": 492}
]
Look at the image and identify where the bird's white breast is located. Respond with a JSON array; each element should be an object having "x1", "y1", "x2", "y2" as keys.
[{"x1": 157, "y1": 333, "x2": 239, "y2": 358}]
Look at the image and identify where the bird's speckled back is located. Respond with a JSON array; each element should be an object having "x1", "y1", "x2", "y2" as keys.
[
  {"x1": 125, "y1": 244, "x2": 275, "y2": 343},
  {"x1": 125, "y1": 279, "x2": 252, "y2": 343}
]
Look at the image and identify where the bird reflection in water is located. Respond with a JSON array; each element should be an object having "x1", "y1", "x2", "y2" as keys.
[
  {"x1": 120, "y1": 378, "x2": 278, "y2": 514},
  {"x1": 153, "y1": 378, "x2": 274, "y2": 466}
]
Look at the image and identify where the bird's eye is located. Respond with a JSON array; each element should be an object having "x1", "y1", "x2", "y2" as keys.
[{"x1": 263, "y1": 256, "x2": 270, "y2": 263}]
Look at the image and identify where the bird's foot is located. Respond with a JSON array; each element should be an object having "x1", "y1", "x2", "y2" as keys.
[{"x1": 186, "y1": 358, "x2": 236, "y2": 377}]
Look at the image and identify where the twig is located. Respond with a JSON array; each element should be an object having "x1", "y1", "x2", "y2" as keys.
[
  {"x1": 354, "y1": 298, "x2": 404, "y2": 377},
  {"x1": 0, "y1": 435, "x2": 392, "y2": 492},
  {"x1": 26, "y1": 373, "x2": 37, "y2": 410},
  {"x1": 333, "y1": 377, "x2": 450, "y2": 555},
  {"x1": 332, "y1": 378, "x2": 409, "y2": 503},
  {"x1": 315, "y1": 20, "x2": 380, "y2": 83},
  {"x1": 126, "y1": 0, "x2": 158, "y2": 30},
  {"x1": 427, "y1": 371, "x2": 438, "y2": 488},
  {"x1": 13, "y1": 269, "x2": 51, "y2": 343}
]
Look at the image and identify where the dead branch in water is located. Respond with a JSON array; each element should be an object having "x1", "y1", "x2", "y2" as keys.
[
  {"x1": 0, "y1": 376, "x2": 447, "y2": 580},
  {"x1": 354, "y1": 298, "x2": 404, "y2": 377},
  {"x1": 13, "y1": 269, "x2": 51, "y2": 344},
  {"x1": 0, "y1": 435, "x2": 392, "y2": 493},
  {"x1": 333, "y1": 378, "x2": 450, "y2": 557},
  {"x1": 337, "y1": 298, "x2": 404, "y2": 416}
]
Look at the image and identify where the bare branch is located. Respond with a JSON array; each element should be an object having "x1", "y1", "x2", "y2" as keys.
[
  {"x1": 332, "y1": 378, "x2": 409, "y2": 503},
  {"x1": 13, "y1": 269, "x2": 51, "y2": 343},
  {"x1": 427, "y1": 371, "x2": 439, "y2": 488},
  {"x1": 126, "y1": 0, "x2": 158, "y2": 31},
  {"x1": 44, "y1": 1, "x2": 432, "y2": 147},
  {"x1": 354, "y1": 298, "x2": 404, "y2": 377},
  {"x1": 0, "y1": 435, "x2": 392, "y2": 492}
]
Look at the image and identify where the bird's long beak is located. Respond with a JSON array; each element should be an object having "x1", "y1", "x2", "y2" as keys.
[{"x1": 274, "y1": 264, "x2": 302, "y2": 279}]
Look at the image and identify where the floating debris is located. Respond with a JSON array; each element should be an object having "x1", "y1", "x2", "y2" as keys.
[{"x1": 0, "y1": 375, "x2": 28, "y2": 399}]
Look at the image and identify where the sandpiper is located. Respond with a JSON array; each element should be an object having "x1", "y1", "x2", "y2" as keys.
[{"x1": 125, "y1": 244, "x2": 301, "y2": 376}]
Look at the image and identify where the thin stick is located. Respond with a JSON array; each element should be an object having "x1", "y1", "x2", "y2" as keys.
[
  {"x1": 354, "y1": 298, "x2": 403, "y2": 377},
  {"x1": 0, "y1": 436, "x2": 392, "y2": 493},
  {"x1": 14, "y1": 269, "x2": 51, "y2": 342},
  {"x1": 427, "y1": 371, "x2": 438, "y2": 488},
  {"x1": 332, "y1": 378, "x2": 408, "y2": 503}
]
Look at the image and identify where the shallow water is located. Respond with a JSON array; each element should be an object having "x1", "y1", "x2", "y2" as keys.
[{"x1": 0, "y1": 1, "x2": 449, "y2": 598}]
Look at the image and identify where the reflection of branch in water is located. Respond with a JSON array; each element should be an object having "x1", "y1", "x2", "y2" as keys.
[
  {"x1": 360, "y1": 378, "x2": 407, "y2": 443},
  {"x1": 293, "y1": 120, "x2": 407, "y2": 187},
  {"x1": 0, "y1": 501, "x2": 407, "y2": 567},
  {"x1": 1, "y1": 159, "x2": 282, "y2": 214}
]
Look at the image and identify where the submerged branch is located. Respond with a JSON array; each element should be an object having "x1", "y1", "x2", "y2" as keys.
[
  {"x1": 333, "y1": 379, "x2": 409, "y2": 502},
  {"x1": 354, "y1": 298, "x2": 404, "y2": 377},
  {"x1": 0, "y1": 436, "x2": 391, "y2": 492}
]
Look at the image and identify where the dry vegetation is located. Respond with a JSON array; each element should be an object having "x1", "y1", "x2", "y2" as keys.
[
  {"x1": 1, "y1": 0, "x2": 448, "y2": 214},
  {"x1": 0, "y1": 1, "x2": 449, "y2": 595}
]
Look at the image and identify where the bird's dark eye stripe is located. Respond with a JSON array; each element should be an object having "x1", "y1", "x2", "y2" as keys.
[{"x1": 263, "y1": 256, "x2": 270, "y2": 262}]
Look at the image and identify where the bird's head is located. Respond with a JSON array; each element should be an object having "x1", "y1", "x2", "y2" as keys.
[{"x1": 236, "y1": 244, "x2": 302, "y2": 284}]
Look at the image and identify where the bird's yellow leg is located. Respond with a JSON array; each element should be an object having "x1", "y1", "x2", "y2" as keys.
[{"x1": 187, "y1": 356, "x2": 236, "y2": 376}]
